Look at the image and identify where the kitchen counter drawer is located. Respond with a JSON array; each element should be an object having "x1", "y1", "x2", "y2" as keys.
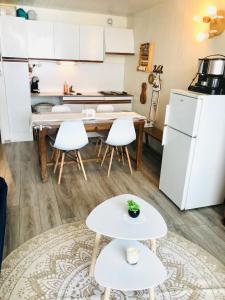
[
  {"x1": 103, "y1": 96, "x2": 133, "y2": 101},
  {"x1": 63, "y1": 96, "x2": 103, "y2": 101},
  {"x1": 63, "y1": 96, "x2": 133, "y2": 102}
]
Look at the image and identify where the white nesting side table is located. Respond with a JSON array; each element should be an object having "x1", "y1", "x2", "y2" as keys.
[
  {"x1": 86, "y1": 194, "x2": 167, "y2": 276},
  {"x1": 95, "y1": 239, "x2": 167, "y2": 300}
]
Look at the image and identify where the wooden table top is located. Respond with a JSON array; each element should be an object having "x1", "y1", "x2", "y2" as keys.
[{"x1": 31, "y1": 111, "x2": 146, "y2": 127}]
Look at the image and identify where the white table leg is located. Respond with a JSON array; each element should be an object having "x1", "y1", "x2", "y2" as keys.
[
  {"x1": 89, "y1": 233, "x2": 101, "y2": 276},
  {"x1": 149, "y1": 287, "x2": 154, "y2": 300},
  {"x1": 149, "y1": 239, "x2": 156, "y2": 254},
  {"x1": 103, "y1": 288, "x2": 111, "y2": 300}
]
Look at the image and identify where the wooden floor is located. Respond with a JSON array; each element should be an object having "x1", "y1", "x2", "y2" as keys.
[{"x1": 0, "y1": 141, "x2": 225, "y2": 265}]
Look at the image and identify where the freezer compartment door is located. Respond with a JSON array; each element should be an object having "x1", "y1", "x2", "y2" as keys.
[
  {"x1": 165, "y1": 93, "x2": 202, "y2": 137},
  {"x1": 159, "y1": 127, "x2": 195, "y2": 210}
]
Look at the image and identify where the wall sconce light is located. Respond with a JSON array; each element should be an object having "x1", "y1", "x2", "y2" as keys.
[{"x1": 194, "y1": 6, "x2": 225, "y2": 41}]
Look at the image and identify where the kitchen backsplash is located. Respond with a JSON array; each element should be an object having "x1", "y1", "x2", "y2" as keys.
[{"x1": 30, "y1": 58, "x2": 125, "y2": 93}]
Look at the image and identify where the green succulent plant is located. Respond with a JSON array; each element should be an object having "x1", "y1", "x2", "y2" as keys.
[{"x1": 127, "y1": 200, "x2": 140, "y2": 213}]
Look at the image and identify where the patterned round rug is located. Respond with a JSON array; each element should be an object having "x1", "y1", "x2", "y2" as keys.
[{"x1": 0, "y1": 222, "x2": 225, "y2": 300}]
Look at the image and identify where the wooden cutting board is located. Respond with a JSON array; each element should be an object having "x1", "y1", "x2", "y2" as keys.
[{"x1": 140, "y1": 82, "x2": 147, "y2": 104}]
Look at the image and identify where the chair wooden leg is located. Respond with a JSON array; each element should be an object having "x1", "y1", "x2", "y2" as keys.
[
  {"x1": 103, "y1": 288, "x2": 111, "y2": 300},
  {"x1": 125, "y1": 146, "x2": 133, "y2": 174},
  {"x1": 121, "y1": 146, "x2": 124, "y2": 165},
  {"x1": 75, "y1": 151, "x2": 81, "y2": 170},
  {"x1": 107, "y1": 147, "x2": 114, "y2": 177},
  {"x1": 58, "y1": 152, "x2": 65, "y2": 184},
  {"x1": 54, "y1": 150, "x2": 60, "y2": 174},
  {"x1": 50, "y1": 148, "x2": 56, "y2": 162},
  {"x1": 95, "y1": 138, "x2": 100, "y2": 153},
  {"x1": 115, "y1": 146, "x2": 120, "y2": 162},
  {"x1": 97, "y1": 139, "x2": 103, "y2": 158},
  {"x1": 77, "y1": 151, "x2": 87, "y2": 181},
  {"x1": 101, "y1": 145, "x2": 109, "y2": 167}
]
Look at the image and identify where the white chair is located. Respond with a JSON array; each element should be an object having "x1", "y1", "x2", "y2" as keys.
[
  {"x1": 94, "y1": 105, "x2": 114, "y2": 157},
  {"x1": 49, "y1": 105, "x2": 72, "y2": 161},
  {"x1": 53, "y1": 120, "x2": 88, "y2": 184},
  {"x1": 97, "y1": 104, "x2": 114, "y2": 113},
  {"x1": 101, "y1": 118, "x2": 136, "y2": 176},
  {"x1": 51, "y1": 104, "x2": 71, "y2": 112}
]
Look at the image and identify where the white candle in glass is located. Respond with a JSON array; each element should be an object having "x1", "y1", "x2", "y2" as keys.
[{"x1": 126, "y1": 247, "x2": 140, "y2": 265}]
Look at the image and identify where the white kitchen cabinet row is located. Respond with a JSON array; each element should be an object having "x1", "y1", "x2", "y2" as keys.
[
  {"x1": 0, "y1": 17, "x2": 103, "y2": 61},
  {"x1": 0, "y1": 16, "x2": 134, "y2": 61},
  {"x1": 28, "y1": 21, "x2": 104, "y2": 61}
]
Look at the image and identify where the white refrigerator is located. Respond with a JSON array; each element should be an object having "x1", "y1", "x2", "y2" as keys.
[{"x1": 159, "y1": 89, "x2": 225, "y2": 210}]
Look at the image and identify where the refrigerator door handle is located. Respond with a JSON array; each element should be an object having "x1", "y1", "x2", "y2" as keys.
[
  {"x1": 164, "y1": 104, "x2": 170, "y2": 125},
  {"x1": 162, "y1": 126, "x2": 168, "y2": 146}
]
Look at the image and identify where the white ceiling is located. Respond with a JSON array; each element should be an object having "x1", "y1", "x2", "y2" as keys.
[{"x1": 1, "y1": 0, "x2": 163, "y2": 16}]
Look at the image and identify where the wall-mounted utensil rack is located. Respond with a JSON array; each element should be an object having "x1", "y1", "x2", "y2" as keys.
[{"x1": 137, "y1": 42, "x2": 154, "y2": 72}]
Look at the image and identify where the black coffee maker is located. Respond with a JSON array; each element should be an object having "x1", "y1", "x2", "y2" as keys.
[
  {"x1": 188, "y1": 55, "x2": 225, "y2": 95},
  {"x1": 31, "y1": 76, "x2": 40, "y2": 93}
]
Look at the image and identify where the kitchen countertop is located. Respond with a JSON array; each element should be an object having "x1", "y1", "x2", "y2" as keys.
[
  {"x1": 31, "y1": 92, "x2": 133, "y2": 97},
  {"x1": 31, "y1": 111, "x2": 145, "y2": 126},
  {"x1": 31, "y1": 91, "x2": 133, "y2": 105}
]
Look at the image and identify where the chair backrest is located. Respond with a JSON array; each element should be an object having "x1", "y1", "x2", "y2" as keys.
[
  {"x1": 52, "y1": 105, "x2": 71, "y2": 113},
  {"x1": 106, "y1": 118, "x2": 136, "y2": 146},
  {"x1": 54, "y1": 120, "x2": 88, "y2": 151},
  {"x1": 97, "y1": 104, "x2": 114, "y2": 113}
]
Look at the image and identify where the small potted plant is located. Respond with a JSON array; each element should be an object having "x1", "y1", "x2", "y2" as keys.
[{"x1": 127, "y1": 200, "x2": 140, "y2": 218}]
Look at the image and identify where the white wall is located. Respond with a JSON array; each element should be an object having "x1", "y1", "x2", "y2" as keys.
[
  {"x1": 19, "y1": 5, "x2": 127, "y2": 27},
  {"x1": 124, "y1": 0, "x2": 225, "y2": 129}
]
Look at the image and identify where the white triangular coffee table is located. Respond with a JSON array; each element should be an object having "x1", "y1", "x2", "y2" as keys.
[
  {"x1": 94, "y1": 239, "x2": 167, "y2": 300},
  {"x1": 86, "y1": 194, "x2": 167, "y2": 277}
]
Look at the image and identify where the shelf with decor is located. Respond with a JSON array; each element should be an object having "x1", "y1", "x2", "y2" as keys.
[{"x1": 137, "y1": 42, "x2": 154, "y2": 72}]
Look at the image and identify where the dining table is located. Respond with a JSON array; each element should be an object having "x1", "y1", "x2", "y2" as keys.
[{"x1": 30, "y1": 111, "x2": 146, "y2": 182}]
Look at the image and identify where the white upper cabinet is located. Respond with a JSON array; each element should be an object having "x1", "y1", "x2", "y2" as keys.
[
  {"x1": 105, "y1": 27, "x2": 134, "y2": 54},
  {"x1": 79, "y1": 25, "x2": 104, "y2": 61},
  {"x1": 27, "y1": 20, "x2": 54, "y2": 59},
  {"x1": 0, "y1": 16, "x2": 28, "y2": 58},
  {"x1": 54, "y1": 23, "x2": 79, "y2": 60}
]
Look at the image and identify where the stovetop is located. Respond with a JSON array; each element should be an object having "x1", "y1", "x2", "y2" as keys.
[{"x1": 99, "y1": 91, "x2": 129, "y2": 96}]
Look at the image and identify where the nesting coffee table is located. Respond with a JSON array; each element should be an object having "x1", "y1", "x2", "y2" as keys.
[
  {"x1": 86, "y1": 194, "x2": 167, "y2": 276},
  {"x1": 95, "y1": 239, "x2": 167, "y2": 300}
]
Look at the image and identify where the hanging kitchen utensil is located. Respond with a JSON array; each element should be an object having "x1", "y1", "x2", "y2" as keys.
[
  {"x1": 156, "y1": 65, "x2": 163, "y2": 73},
  {"x1": 148, "y1": 65, "x2": 163, "y2": 85},
  {"x1": 152, "y1": 75, "x2": 161, "y2": 92},
  {"x1": 140, "y1": 82, "x2": 147, "y2": 104},
  {"x1": 147, "y1": 70, "x2": 162, "y2": 127},
  {"x1": 148, "y1": 72, "x2": 155, "y2": 84}
]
